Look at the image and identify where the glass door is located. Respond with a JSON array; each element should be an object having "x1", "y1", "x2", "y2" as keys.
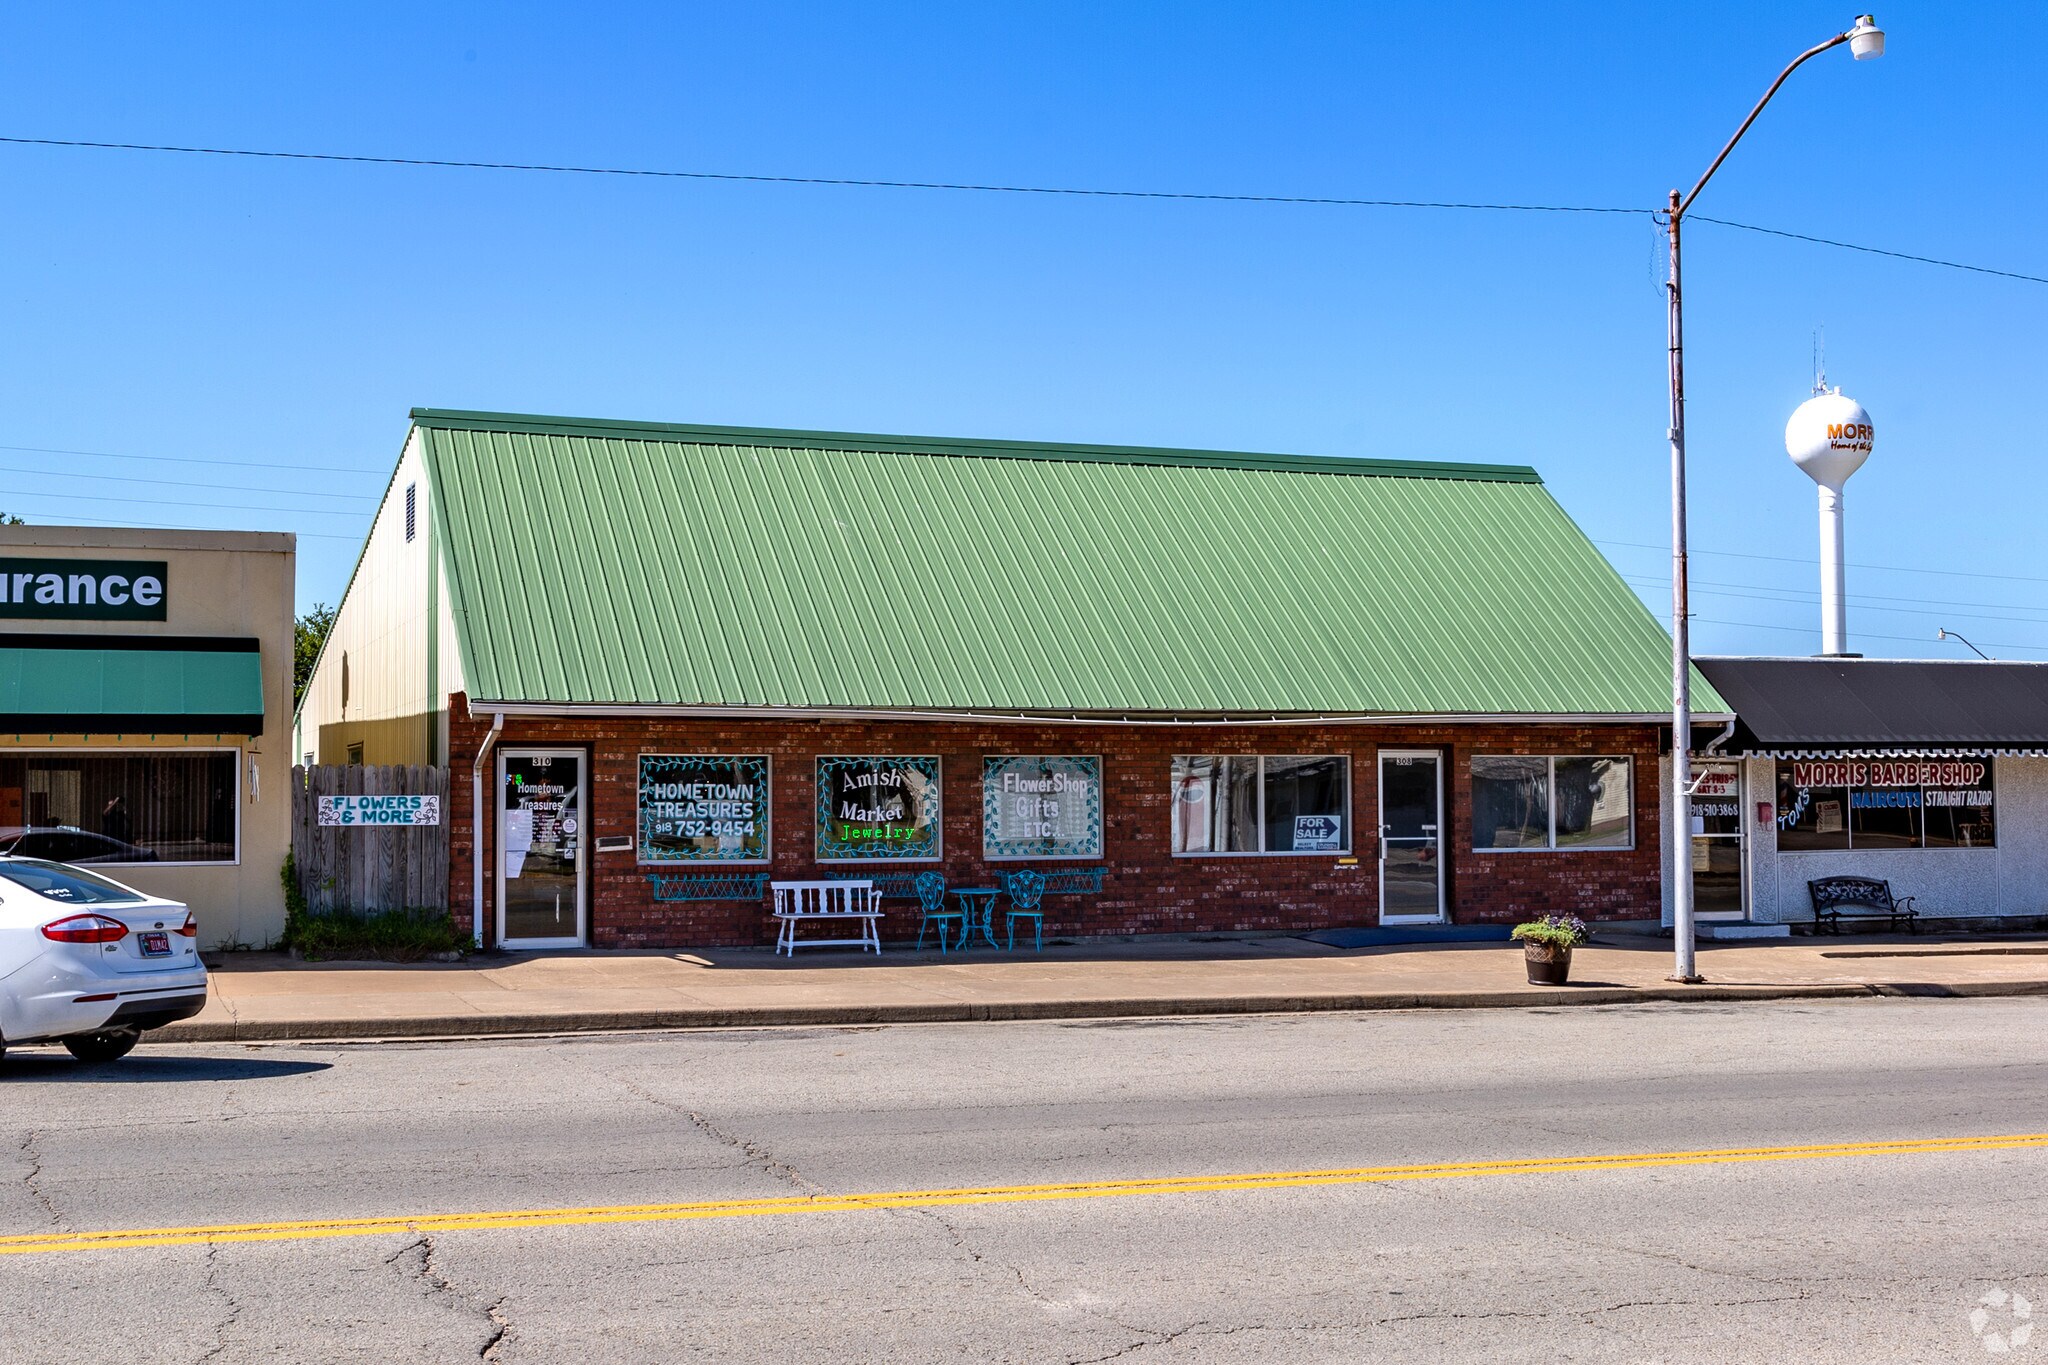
[
  {"x1": 1379, "y1": 752, "x2": 1445, "y2": 924},
  {"x1": 1690, "y1": 764, "x2": 1745, "y2": 921},
  {"x1": 497, "y1": 748, "x2": 586, "y2": 948}
]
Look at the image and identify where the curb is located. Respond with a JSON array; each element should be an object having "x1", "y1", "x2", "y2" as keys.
[{"x1": 145, "y1": 977, "x2": 2048, "y2": 1045}]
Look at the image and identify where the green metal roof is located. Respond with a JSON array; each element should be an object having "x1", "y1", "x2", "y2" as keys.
[
  {"x1": 0, "y1": 635, "x2": 266, "y2": 733},
  {"x1": 414, "y1": 409, "x2": 1725, "y2": 717}
]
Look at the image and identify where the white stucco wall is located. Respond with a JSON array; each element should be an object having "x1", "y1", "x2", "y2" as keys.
[{"x1": 1665, "y1": 755, "x2": 2048, "y2": 925}]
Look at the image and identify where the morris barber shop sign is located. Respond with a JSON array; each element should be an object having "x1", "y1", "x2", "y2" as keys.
[{"x1": 0, "y1": 558, "x2": 169, "y2": 621}]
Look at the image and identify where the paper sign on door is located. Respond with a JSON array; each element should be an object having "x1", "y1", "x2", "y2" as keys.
[{"x1": 504, "y1": 809, "x2": 534, "y2": 879}]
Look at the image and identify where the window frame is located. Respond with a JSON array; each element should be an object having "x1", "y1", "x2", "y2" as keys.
[
  {"x1": 0, "y1": 746, "x2": 243, "y2": 867},
  {"x1": 1470, "y1": 754, "x2": 1635, "y2": 854},
  {"x1": 982, "y1": 755, "x2": 1104, "y2": 861},
  {"x1": 635, "y1": 753, "x2": 772, "y2": 867},
  {"x1": 814, "y1": 755, "x2": 944, "y2": 864},
  {"x1": 1169, "y1": 754, "x2": 1353, "y2": 858}
]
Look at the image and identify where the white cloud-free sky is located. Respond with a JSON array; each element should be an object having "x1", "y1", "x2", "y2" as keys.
[{"x1": 1, "y1": 3, "x2": 2041, "y2": 656}]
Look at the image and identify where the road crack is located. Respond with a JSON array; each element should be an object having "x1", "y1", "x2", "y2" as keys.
[
  {"x1": 615, "y1": 1074, "x2": 819, "y2": 1195},
  {"x1": 196, "y1": 1242, "x2": 245, "y2": 1363},
  {"x1": 907, "y1": 1204, "x2": 1162, "y2": 1354},
  {"x1": 18, "y1": 1130, "x2": 62, "y2": 1228},
  {"x1": 386, "y1": 1233, "x2": 514, "y2": 1360}
]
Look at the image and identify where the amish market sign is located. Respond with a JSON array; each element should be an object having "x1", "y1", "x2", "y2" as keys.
[
  {"x1": 0, "y1": 558, "x2": 168, "y2": 621},
  {"x1": 318, "y1": 794, "x2": 443, "y2": 827}
]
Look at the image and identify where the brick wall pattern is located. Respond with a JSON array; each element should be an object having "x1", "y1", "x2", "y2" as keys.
[{"x1": 445, "y1": 696, "x2": 1662, "y2": 949}]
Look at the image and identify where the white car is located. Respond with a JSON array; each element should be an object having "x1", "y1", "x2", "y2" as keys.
[{"x1": 0, "y1": 857, "x2": 209, "y2": 1065}]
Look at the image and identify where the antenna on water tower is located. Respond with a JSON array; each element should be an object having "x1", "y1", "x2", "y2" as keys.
[{"x1": 1785, "y1": 381, "x2": 1873, "y2": 658}]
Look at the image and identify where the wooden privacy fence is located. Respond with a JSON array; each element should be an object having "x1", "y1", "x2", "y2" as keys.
[{"x1": 291, "y1": 765, "x2": 451, "y2": 914}]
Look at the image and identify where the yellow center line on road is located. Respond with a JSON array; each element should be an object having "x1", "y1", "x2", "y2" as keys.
[{"x1": 4, "y1": 1132, "x2": 2043, "y2": 1257}]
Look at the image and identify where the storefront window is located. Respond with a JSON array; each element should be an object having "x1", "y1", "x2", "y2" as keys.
[
  {"x1": 1555, "y1": 757, "x2": 1633, "y2": 849},
  {"x1": 0, "y1": 751, "x2": 238, "y2": 864},
  {"x1": 1472, "y1": 756, "x2": 1632, "y2": 851},
  {"x1": 1777, "y1": 759, "x2": 1995, "y2": 850},
  {"x1": 1924, "y1": 764, "x2": 1997, "y2": 848},
  {"x1": 637, "y1": 755, "x2": 769, "y2": 864},
  {"x1": 815, "y1": 756, "x2": 941, "y2": 861},
  {"x1": 1471, "y1": 757, "x2": 1550, "y2": 849},
  {"x1": 1171, "y1": 755, "x2": 1348, "y2": 855},
  {"x1": 983, "y1": 756, "x2": 1103, "y2": 860}
]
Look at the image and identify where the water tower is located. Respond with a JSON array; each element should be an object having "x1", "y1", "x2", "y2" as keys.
[{"x1": 1785, "y1": 387, "x2": 1874, "y2": 656}]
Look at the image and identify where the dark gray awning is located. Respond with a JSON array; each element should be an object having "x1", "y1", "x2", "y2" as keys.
[{"x1": 1695, "y1": 656, "x2": 2048, "y2": 753}]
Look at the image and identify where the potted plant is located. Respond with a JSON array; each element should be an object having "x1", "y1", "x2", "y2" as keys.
[{"x1": 1512, "y1": 914, "x2": 1588, "y2": 985}]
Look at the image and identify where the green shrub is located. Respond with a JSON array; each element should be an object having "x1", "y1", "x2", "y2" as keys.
[
  {"x1": 1511, "y1": 914, "x2": 1590, "y2": 949},
  {"x1": 280, "y1": 851, "x2": 467, "y2": 962}
]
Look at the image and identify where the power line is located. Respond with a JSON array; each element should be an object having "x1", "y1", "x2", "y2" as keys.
[
  {"x1": 0, "y1": 136, "x2": 1642, "y2": 215},
  {"x1": 0, "y1": 506, "x2": 363, "y2": 540},
  {"x1": 0, "y1": 460, "x2": 378, "y2": 502},
  {"x1": 1690, "y1": 214, "x2": 2048, "y2": 288},
  {"x1": 6, "y1": 133, "x2": 2041, "y2": 285},
  {"x1": 0, "y1": 441, "x2": 383, "y2": 476},
  {"x1": 0, "y1": 486, "x2": 368, "y2": 517},
  {"x1": 1621, "y1": 574, "x2": 2048, "y2": 629},
  {"x1": 1597, "y1": 538, "x2": 2048, "y2": 587},
  {"x1": 1691, "y1": 614, "x2": 2048, "y2": 657},
  {"x1": 1620, "y1": 570, "x2": 2048, "y2": 620}
]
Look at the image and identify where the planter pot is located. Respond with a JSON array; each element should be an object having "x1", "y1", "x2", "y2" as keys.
[{"x1": 1523, "y1": 942, "x2": 1573, "y2": 986}]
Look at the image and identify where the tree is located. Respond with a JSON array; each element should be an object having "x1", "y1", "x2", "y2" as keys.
[
  {"x1": 294, "y1": 603, "x2": 338, "y2": 707},
  {"x1": 0, "y1": 513, "x2": 23, "y2": 524}
]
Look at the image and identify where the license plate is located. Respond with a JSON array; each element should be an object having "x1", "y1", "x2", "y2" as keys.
[{"x1": 139, "y1": 932, "x2": 171, "y2": 958}]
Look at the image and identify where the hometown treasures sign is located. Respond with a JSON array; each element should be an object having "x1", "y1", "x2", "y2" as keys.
[
  {"x1": 638, "y1": 754, "x2": 770, "y2": 863},
  {"x1": 0, "y1": 558, "x2": 168, "y2": 621},
  {"x1": 317, "y1": 794, "x2": 442, "y2": 827}
]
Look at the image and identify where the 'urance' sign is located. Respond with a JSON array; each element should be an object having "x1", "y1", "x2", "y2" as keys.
[{"x1": 0, "y1": 558, "x2": 168, "y2": 621}]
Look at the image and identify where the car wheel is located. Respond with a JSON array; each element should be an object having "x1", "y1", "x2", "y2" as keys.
[{"x1": 63, "y1": 1028, "x2": 141, "y2": 1064}]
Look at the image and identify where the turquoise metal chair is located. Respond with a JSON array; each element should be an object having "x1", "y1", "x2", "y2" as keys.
[
  {"x1": 1000, "y1": 869, "x2": 1047, "y2": 952},
  {"x1": 914, "y1": 870, "x2": 965, "y2": 952}
]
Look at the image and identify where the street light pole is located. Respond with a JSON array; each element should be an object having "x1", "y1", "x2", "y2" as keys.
[{"x1": 1664, "y1": 15, "x2": 1883, "y2": 984}]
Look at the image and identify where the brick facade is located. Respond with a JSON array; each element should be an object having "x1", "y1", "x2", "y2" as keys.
[{"x1": 446, "y1": 695, "x2": 1662, "y2": 949}]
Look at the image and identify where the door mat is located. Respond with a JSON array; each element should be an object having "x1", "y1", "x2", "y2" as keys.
[{"x1": 1303, "y1": 925, "x2": 1514, "y2": 949}]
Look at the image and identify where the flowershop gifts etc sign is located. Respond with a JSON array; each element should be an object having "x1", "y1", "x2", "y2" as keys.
[
  {"x1": 982, "y1": 755, "x2": 1102, "y2": 859},
  {"x1": 317, "y1": 794, "x2": 441, "y2": 827},
  {"x1": 816, "y1": 755, "x2": 941, "y2": 860},
  {"x1": 638, "y1": 755, "x2": 769, "y2": 863}
]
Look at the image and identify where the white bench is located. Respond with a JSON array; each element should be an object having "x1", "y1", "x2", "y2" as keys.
[{"x1": 771, "y1": 880, "x2": 882, "y2": 956}]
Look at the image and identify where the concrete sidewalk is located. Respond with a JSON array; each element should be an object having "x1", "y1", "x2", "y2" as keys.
[{"x1": 155, "y1": 931, "x2": 2048, "y2": 1043}]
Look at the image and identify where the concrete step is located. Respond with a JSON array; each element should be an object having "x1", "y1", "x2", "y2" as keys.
[{"x1": 1699, "y1": 923, "x2": 1793, "y2": 940}]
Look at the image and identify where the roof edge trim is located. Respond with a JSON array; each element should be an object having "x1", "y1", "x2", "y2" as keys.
[
  {"x1": 466, "y1": 700, "x2": 1717, "y2": 727},
  {"x1": 410, "y1": 409, "x2": 1542, "y2": 483}
]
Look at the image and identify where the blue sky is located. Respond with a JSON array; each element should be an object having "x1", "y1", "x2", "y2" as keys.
[{"x1": 1, "y1": 3, "x2": 2041, "y2": 657}]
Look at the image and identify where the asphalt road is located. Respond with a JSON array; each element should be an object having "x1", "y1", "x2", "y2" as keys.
[{"x1": 6, "y1": 998, "x2": 2048, "y2": 1363}]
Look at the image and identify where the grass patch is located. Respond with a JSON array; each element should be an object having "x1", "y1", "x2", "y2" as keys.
[{"x1": 281, "y1": 852, "x2": 468, "y2": 963}]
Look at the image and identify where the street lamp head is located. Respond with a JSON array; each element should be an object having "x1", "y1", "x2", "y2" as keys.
[{"x1": 1848, "y1": 15, "x2": 1885, "y2": 60}]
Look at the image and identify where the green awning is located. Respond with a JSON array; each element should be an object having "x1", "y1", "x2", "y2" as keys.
[{"x1": 0, "y1": 635, "x2": 265, "y2": 733}]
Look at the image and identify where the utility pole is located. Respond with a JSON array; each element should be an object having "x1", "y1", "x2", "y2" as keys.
[{"x1": 1663, "y1": 16, "x2": 1884, "y2": 983}]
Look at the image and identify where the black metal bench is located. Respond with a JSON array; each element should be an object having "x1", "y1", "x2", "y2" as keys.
[{"x1": 1807, "y1": 876, "x2": 1919, "y2": 935}]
